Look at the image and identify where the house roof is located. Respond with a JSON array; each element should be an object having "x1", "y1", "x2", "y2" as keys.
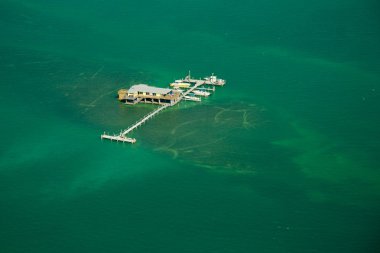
[{"x1": 128, "y1": 84, "x2": 172, "y2": 94}]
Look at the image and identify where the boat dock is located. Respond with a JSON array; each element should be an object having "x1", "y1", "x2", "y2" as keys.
[
  {"x1": 100, "y1": 133, "x2": 137, "y2": 143},
  {"x1": 101, "y1": 74, "x2": 225, "y2": 144}
]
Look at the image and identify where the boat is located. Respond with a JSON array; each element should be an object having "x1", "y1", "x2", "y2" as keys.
[
  {"x1": 192, "y1": 90, "x2": 210, "y2": 97},
  {"x1": 204, "y1": 73, "x2": 226, "y2": 86},
  {"x1": 184, "y1": 95, "x2": 201, "y2": 102},
  {"x1": 170, "y1": 82, "x2": 191, "y2": 88},
  {"x1": 197, "y1": 86, "x2": 215, "y2": 92},
  {"x1": 173, "y1": 71, "x2": 198, "y2": 84}
]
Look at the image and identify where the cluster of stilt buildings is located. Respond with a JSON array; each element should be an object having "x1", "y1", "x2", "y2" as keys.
[{"x1": 101, "y1": 72, "x2": 226, "y2": 143}]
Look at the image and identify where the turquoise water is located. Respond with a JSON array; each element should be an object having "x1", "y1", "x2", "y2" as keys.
[{"x1": 1, "y1": 0, "x2": 380, "y2": 252}]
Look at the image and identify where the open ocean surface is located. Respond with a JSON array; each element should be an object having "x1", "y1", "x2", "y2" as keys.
[{"x1": 1, "y1": 0, "x2": 380, "y2": 252}]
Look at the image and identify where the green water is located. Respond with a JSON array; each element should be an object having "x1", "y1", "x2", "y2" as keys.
[{"x1": 1, "y1": 0, "x2": 380, "y2": 252}]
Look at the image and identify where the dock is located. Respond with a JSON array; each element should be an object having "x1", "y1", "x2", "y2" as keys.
[
  {"x1": 101, "y1": 74, "x2": 225, "y2": 144},
  {"x1": 101, "y1": 133, "x2": 136, "y2": 143}
]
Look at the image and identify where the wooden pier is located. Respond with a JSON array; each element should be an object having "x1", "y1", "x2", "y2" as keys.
[
  {"x1": 101, "y1": 76, "x2": 223, "y2": 144},
  {"x1": 101, "y1": 133, "x2": 136, "y2": 143}
]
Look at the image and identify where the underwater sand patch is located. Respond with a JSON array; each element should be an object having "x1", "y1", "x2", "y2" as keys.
[
  {"x1": 272, "y1": 121, "x2": 380, "y2": 204},
  {"x1": 135, "y1": 100, "x2": 271, "y2": 174},
  {"x1": 47, "y1": 58, "x2": 158, "y2": 128}
]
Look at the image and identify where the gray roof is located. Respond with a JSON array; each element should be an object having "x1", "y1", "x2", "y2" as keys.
[{"x1": 128, "y1": 84, "x2": 172, "y2": 94}]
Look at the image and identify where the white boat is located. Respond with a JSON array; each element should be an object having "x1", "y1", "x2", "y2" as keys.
[
  {"x1": 192, "y1": 90, "x2": 210, "y2": 97},
  {"x1": 197, "y1": 86, "x2": 215, "y2": 92},
  {"x1": 184, "y1": 95, "x2": 201, "y2": 102},
  {"x1": 204, "y1": 73, "x2": 226, "y2": 86},
  {"x1": 174, "y1": 71, "x2": 198, "y2": 84}
]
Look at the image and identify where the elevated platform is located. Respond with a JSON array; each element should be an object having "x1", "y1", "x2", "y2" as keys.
[{"x1": 101, "y1": 134, "x2": 136, "y2": 143}]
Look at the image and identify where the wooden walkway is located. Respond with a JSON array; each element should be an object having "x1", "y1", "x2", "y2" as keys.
[
  {"x1": 101, "y1": 80, "x2": 206, "y2": 143},
  {"x1": 121, "y1": 103, "x2": 170, "y2": 136},
  {"x1": 101, "y1": 133, "x2": 136, "y2": 143}
]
